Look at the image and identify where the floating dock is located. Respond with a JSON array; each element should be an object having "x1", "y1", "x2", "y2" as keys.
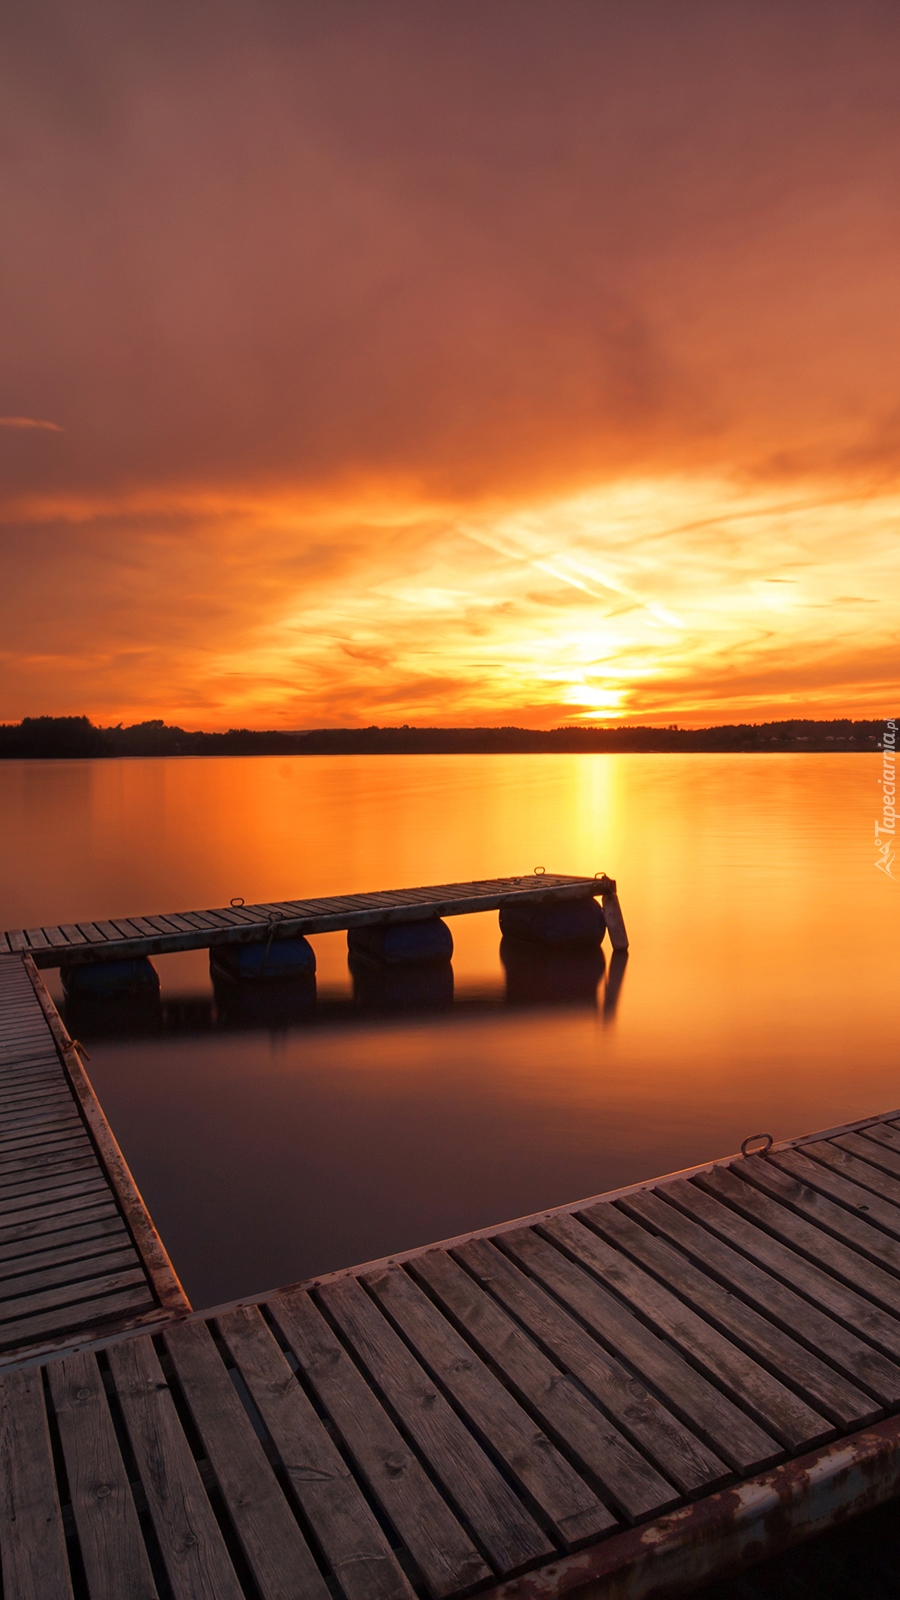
[
  {"x1": 1, "y1": 893, "x2": 900, "y2": 1594},
  {"x1": 0, "y1": 872, "x2": 628, "y2": 966}
]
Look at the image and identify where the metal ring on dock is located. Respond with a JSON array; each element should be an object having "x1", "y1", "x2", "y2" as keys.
[
  {"x1": 740, "y1": 1132, "x2": 774, "y2": 1157},
  {"x1": 533, "y1": 866, "x2": 545, "y2": 875},
  {"x1": 230, "y1": 897, "x2": 245, "y2": 906}
]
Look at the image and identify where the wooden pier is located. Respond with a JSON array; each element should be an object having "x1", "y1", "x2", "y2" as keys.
[
  {"x1": 2, "y1": 940, "x2": 900, "y2": 1594},
  {"x1": 0, "y1": 953, "x2": 187, "y2": 1368},
  {"x1": 0, "y1": 872, "x2": 628, "y2": 967}
]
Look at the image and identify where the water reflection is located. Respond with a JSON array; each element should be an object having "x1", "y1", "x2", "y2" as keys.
[{"x1": 61, "y1": 938, "x2": 616, "y2": 1042}]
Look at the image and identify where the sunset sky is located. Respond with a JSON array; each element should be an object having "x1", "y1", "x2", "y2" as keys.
[{"x1": 2, "y1": 0, "x2": 899, "y2": 729}]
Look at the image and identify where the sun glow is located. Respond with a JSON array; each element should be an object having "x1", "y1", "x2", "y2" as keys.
[{"x1": 2, "y1": 471, "x2": 897, "y2": 729}]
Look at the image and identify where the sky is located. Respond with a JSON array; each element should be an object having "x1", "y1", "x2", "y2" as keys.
[{"x1": 2, "y1": 0, "x2": 899, "y2": 729}]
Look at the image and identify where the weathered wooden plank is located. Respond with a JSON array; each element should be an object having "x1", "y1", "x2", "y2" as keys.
[
  {"x1": 0, "y1": 1136, "x2": 95, "y2": 1178},
  {"x1": 406, "y1": 1246, "x2": 684, "y2": 1520},
  {"x1": 164, "y1": 1320, "x2": 331, "y2": 1600},
  {"x1": 835, "y1": 1129, "x2": 900, "y2": 1180},
  {"x1": 545, "y1": 1210, "x2": 830, "y2": 1452},
  {"x1": 364, "y1": 1261, "x2": 623, "y2": 1536},
  {"x1": 0, "y1": 1186, "x2": 117, "y2": 1237},
  {"x1": 42, "y1": 927, "x2": 75, "y2": 949},
  {"x1": 2, "y1": 933, "x2": 29, "y2": 952},
  {"x1": 0, "y1": 1264, "x2": 148, "y2": 1328},
  {"x1": 0, "y1": 1199, "x2": 121, "y2": 1254},
  {"x1": 318, "y1": 1274, "x2": 554, "y2": 1573},
  {"x1": 47, "y1": 1351, "x2": 159, "y2": 1600},
  {"x1": 0, "y1": 1365, "x2": 73, "y2": 1598},
  {"x1": 858, "y1": 1122, "x2": 900, "y2": 1160},
  {"x1": 0, "y1": 1229, "x2": 132, "y2": 1284},
  {"x1": 109, "y1": 918, "x2": 156, "y2": 941},
  {"x1": 0, "y1": 1127, "x2": 94, "y2": 1163},
  {"x1": 625, "y1": 1185, "x2": 900, "y2": 1406},
  {"x1": 588, "y1": 1200, "x2": 877, "y2": 1428},
  {"x1": 108, "y1": 1336, "x2": 246, "y2": 1600},
  {"x1": 0, "y1": 1286, "x2": 153, "y2": 1351},
  {"x1": 735, "y1": 1156, "x2": 900, "y2": 1286},
  {"x1": 698, "y1": 1166, "x2": 900, "y2": 1323},
  {"x1": 798, "y1": 1140, "x2": 900, "y2": 1215},
  {"x1": 268, "y1": 1288, "x2": 492, "y2": 1598},
  {"x1": 0, "y1": 1244, "x2": 138, "y2": 1308},
  {"x1": 24, "y1": 929, "x2": 51, "y2": 950},
  {"x1": 75, "y1": 923, "x2": 110, "y2": 943},
  {"x1": 90, "y1": 921, "x2": 132, "y2": 942},
  {"x1": 451, "y1": 1237, "x2": 728, "y2": 1498},
  {"x1": 217, "y1": 1303, "x2": 417, "y2": 1600},
  {"x1": 0, "y1": 1158, "x2": 101, "y2": 1205},
  {"x1": 500, "y1": 1226, "x2": 780, "y2": 1475}
]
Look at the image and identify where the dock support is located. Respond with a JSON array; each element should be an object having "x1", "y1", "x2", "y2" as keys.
[{"x1": 600, "y1": 884, "x2": 629, "y2": 950}]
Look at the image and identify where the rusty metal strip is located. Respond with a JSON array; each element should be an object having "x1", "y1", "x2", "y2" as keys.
[{"x1": 482, "y1": 1414, "x2": 900, "y2": 1600}]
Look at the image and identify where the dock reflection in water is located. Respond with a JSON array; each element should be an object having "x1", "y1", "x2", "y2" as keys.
[{"x1": 63, "y1": 938, "x2": 619, "y2": 1041}]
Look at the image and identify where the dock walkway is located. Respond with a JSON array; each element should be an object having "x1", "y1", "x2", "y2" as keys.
[
  {"x1": 4, "y1": 999, "x2": 900, "y2": 1600},
  {"x1": 0, "y1": 953, "x2": 187, "y2": 1367},
  {"x1": 0, "y1": 872, "x2": 622, "y2": 967}
]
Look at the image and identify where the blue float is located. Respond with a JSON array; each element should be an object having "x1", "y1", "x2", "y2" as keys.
[
  {"x1": 209, "y1": 936, "x2": 316, "y2": 981},
  {"x1": 347, "y1": 918, "x2": 453, "y2": 966},
  {"x1": 60, "y1": 958, "x2": 160, "y2": 999},
  {"x1": 498, "y1": 897, "x2": 606, "y2": 945}
]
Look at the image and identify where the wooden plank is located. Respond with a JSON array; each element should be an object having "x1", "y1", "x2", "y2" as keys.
[
  {"x1": 835, "y1": 1129, "x2": 900, "y2": 1179},
  {"x1": 697, "y1": 1166, "x2": 900, "y2": 1324},
  {"x1": 500, "y1": 1226, "x2": 780, "y2": 1475},
  {"x1": 0, "y1": 1366, "x2": 73, "y2": 1598},
  {"x1": 0, "y1": 1187, "x2": 117, "y2": 1237},
  {"x1": 25, "y1": 959, "x2": 190, "y2": 1315},
  {"x1": 0, "y1": 1220, "x2": 130, "y2": 1275},
  {"x1": 3, "y1": 933, "x2": 29, "y2": 952},
  {"x1": 47, "y1": 1351, "x2": 159, "y2": 1600},
  {"x1": 734, "y1": 1155, "x2": 900, "y2": 1287},
  {"x1": 857, "y1": 1121, "x2": 900, "y2": 1160},
  {"x1": 217, "y1": 1303, "x2": 417, "y2": 1600},
  {"x1": 319, "y1": 1275, "x2": 553, "y2": 1572},
  {"x1": 0, "y1": 1264, "x2": 148, "y2": 1327},
  {"x1": 0, "y1": 1199, "x2": 121, "y2": 1254},
  {"x1": 109, "y1": 919, "x2": 156, "y2": 941},
  {"x1": 164, "y1": 1320, "x2": 331, "y2": 1600},
  {"x1": 268, "y1": 1287, "x2": 492, "y2": 1598},
  {"x1": 90, "y1": 921, "x2": 132, "y2": 942},
  {"x1": 0, "y1": 1244, "x2": 138, "y2": 1306},
  {"x1": 108, "y1": 1336, "x2": 246, "y2": 1600},
  {"x1": 0, "y1": 1175, "x2": 108, "y2": 1217},
  {"x1": 587, "y1": 1200, "x2": 878, "y2": 1428},
  {"x1": 798, "y1": 1139, "x2": 900, "y2": 1214},
  {"x1": 451, "y1": 1237, "x2": 728, "y2": 1498},
  {"x1": 364, "y1": 1262, "x2": 624, "y2": 1535},
  {"x1": 42, "y1": 927, "x2": 74, "y2": 949},
  {"x1": 0, "y1": 1138, "x2": 95, "y2": 1180},
  {"x1": 24, "y1": 929, "x2": 50, "y2": 950},
  {"x1": 404, "y1": 1247, "x2": 686, "y2": 1520},
  {"x1": 75, "y1": 923, "x2": 110, "y2": 943},
  {"x1": 0, "y1": 1159, "x2": 100, "y2": 1205},
  {"x1": 624, "y1": 1185, "x2": 900, "y2": 1406},
  {"x1": 0, "y1": 1128, "x2": 95, "y2": 1162},
  {"x1": 57, "y1": 925, "x2": 87, "y2": 946},
  {"x1": 544, "y1": 1210, "x2": 830, "y2": 1452},
  {"x1": 0, "y1": 1286, "x2": 153, "y2": 1351}
]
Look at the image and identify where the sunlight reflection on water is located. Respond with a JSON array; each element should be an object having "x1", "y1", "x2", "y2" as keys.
[{"x1": 0, "y1": 753, "x2": 895, "y2": 1307}]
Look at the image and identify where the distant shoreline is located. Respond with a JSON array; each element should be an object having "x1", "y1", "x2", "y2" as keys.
[{"x1": 0, "y1": 715, "x2": 889, "y2": 758}]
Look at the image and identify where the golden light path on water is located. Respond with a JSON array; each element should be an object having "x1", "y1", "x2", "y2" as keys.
[{"x1": 0, "y1": 750, "x2": 894, "y2": 1305}]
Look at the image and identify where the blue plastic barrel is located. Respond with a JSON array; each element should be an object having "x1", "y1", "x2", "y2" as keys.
[
  {"x1": 348, "y1": 918, "x2": 453, "y2": 966},
  {"x1": 60, "y1": 958, "x2": 160, "y2": 998},
  {"x1": 498, "y1": 897, "x2": 606, "y2": 944},
  {"x1": 209, "y1": 936, "x2": 316, "y2": 981}
]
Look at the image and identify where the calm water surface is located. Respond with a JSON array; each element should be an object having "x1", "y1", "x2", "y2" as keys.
[{"x1": 0, "y1": 753, "x2": 895, "y2": 1309}]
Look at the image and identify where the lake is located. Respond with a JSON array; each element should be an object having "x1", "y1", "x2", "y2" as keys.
[{"x1": 0, "y1": 752, "x2": 895, "y2": 1309}]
